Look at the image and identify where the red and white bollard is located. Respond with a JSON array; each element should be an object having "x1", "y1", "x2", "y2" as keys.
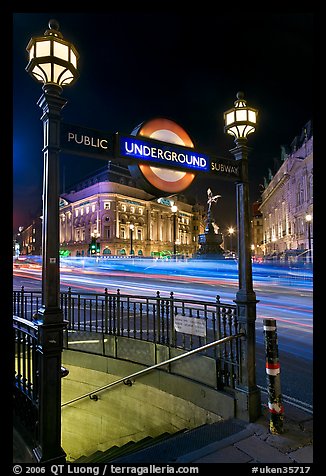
[{"x1": 263, "y1": 318, "x2": 284, "y2": 434}]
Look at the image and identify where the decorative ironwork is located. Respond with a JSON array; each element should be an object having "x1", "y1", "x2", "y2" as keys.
[{"x1": 13, "y1": 287, "x2": 240, "y2": 390}]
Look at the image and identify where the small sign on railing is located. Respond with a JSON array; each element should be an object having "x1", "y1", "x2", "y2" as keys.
[{"x1": 174, "y1": 314, "x2": 206, "y2": 337}]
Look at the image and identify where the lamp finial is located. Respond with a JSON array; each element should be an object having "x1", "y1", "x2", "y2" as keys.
[{"x1": 48, "y1": 19, "x2": 60, "y2": 31}]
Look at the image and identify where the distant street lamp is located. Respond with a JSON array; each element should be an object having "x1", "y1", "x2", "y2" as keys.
[
  {"x1": 228, "y1": 226, "x2": 235, "y2": 254},
  {"x1": 305, "y1": 214, "x2": 312, "y2": 263},
  {"x1": 129, "y1": 223, "x2": 135, "y2": 255},
  {"x1": 26, "y1": 19, "x2": 79, "y2": 463},
  {"x1": 224, "y1": 91, "x2": 261, "y2": 421},
  {"x1": 171, "y1": 205, "x2": 178, "y2": 256}
]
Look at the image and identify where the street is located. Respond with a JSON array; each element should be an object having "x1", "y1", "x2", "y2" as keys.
[{"x1": 13, "y1": 257, "x2": 313, "y2": 409}]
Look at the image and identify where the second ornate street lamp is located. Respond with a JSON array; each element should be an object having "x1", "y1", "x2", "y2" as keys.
[
  {"x1": 224, "y1": 92, "x2": 261, "y2": 421},
  {"x1": 25, "y1": 19, "x2": 79, "y2": 463}
]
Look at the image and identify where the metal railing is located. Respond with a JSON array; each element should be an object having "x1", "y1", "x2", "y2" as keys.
[
  {"x1": 13, "y1": 315, "x2": 39, "y2": 444},
  {"x1": 62, "y1": 333, "x2": 244, "y2": 407},
  {"x1": 13, "y1": 286, "x2": 241, "y2": 389},
  {"x1": 14, "y1": 286, "x2": 238, "y2": 345}
]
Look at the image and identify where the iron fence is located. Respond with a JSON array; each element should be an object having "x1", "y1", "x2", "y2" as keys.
[
  {"x1": 13, "y1": 286, "x2": 241, "y2": 388},
  {"x1": 13, "y1": 315, "x2": 39, "y2": 446}
]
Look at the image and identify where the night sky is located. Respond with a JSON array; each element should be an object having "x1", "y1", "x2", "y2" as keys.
[{"x1": 13, "y1": 11, "x2": 313, "y2": 234}]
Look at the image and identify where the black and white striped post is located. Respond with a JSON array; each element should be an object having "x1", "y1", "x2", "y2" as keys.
[{"x1": 263, "y1": 318, "x2": 284, "y2": 434}]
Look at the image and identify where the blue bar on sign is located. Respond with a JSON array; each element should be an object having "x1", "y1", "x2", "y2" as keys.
[{"x1": 119, "y1": 136, "x2": 209, "y2": 172}]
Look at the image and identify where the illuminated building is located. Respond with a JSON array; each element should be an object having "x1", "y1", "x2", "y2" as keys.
[
  {"x1": 59, "y1": 162, "x2": 202, "y2": 257},
  {"x1": 17, "y1": 217, "x2": 42, "y2": 255},
  {"x1": 259, "y1": 121, "x2": 313, "y2": 261}
]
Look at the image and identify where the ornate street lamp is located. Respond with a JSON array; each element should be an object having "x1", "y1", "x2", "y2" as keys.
[
  {"x1": 224, "y1": 92, "x2": 260, "y2": 422},
  {"x1": 26, "y1": 19, "x2": 79, "y2": 463},
  {"x1": 26, "y1": 19, "x2": 79, "y2": 91},
  {"x1": 171, "y1": 205, "x2": 178, "y2": 256},
  {"x1": 129, "y1": 223, "x2": 135, "y2": 255}
]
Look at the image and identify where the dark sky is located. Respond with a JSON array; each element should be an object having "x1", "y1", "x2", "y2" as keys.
[{"x1": 13, "y1": 11, "x2": 313, "y2": 233}]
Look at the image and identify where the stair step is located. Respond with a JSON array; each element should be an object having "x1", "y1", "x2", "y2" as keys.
[
  {"x1": 110, "y1": 419, "x2": 246, "y2": 463},
  {"x1": 74, "y1": 431, "x2": 184, "y2": 463}
]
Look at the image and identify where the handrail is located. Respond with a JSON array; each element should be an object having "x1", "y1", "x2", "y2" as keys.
[
  {"x1": 61, "y1": 332, "x2": 244, "y2": 407},
  {"x1": 13, "y1": 315, "x2": 38, "y2": 332}
]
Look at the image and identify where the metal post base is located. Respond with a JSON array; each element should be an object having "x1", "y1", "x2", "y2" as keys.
[
  {"x1": 33, "y1": 445, "x2": 66, "y2": 464},
  {"x1": 234, "y1": 386, "x2": 261, "y2": 422}
]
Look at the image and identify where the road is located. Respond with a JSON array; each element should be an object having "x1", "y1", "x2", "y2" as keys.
[{"x1": 13, "y1": 257, "x2": 313, "y2": 409}]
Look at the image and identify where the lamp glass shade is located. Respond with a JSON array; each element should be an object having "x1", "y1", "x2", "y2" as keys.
[
  {"x1": 54, "y1": 41, "x2": 69, "y2": 61},
  {"x1": 235, "y1": 109, "x2": 247, "y2": 122},
  {"x1": 225, "y1": 111, "x2": 235, "y2": 126},
  {"x1": 224, "y1": 93, "x2": 258, "y2": 140},
  {"x1": 26, "y1": 25, "x2": 79, "y2": 88},
  {"x1": 248, "y1": 109, "x2": 257, "y2": 123},
  {"x1": 36, "y1": 39, "x2": 51, "y2": 58}
]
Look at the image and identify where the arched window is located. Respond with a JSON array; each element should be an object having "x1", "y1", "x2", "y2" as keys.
[
  {"x1": 120, "y1": 249, "x2": 126, "y2": 255},
  {"x1": 103, "y1": 248, "x2": 111, "y2": 255},
  {"x1": 296, "y1": 182, "x2": 304, "y2": 206}
]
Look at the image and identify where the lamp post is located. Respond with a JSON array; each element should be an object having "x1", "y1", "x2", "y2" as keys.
[
  {"x1": 26, "y1": 19, "x2": 79, "y2": 463},
  {"x1": 228, "y1": 226, "x2": 235, "y2": 255},
  {"x1": 129, "y1": 223, "x2": 134, "y2": 255},
  {"x1": 224, "y1": 92, "x2": 261, "y2": 421},
  {"x1": 171, "y1": 205, "x2": 178, "y2": 256},
  {"x1": 305, "y1": 214, "x2": 312, "y2": 263}
]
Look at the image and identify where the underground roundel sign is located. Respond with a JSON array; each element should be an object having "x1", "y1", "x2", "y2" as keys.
[{"x1": 128, "y1": 118, "x2": 197, "y2": 196}]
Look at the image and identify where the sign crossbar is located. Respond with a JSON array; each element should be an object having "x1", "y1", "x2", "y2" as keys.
[{"x1": 60, "y1": 122, "x2": 241, "y2": 180}]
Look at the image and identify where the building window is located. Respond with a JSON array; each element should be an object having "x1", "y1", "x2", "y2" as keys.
[
  {"x1": 130, "y1": 206, "x2": 135, "y2": 213},
  {"x1": 309, "y1": 174, "x2": 313, "y2": 200},
  {"x1": 104, "y1": 202, "x2": 110, "y2": 210},
  {"x1": 86, "y1": 206, "x2": 90, "y2": 214},
  {"x1": 137, "y1": 229, "x2": 142, "y2": 241},
  {"x1": 139, "y1": 208, "x2": 143, "y2": 215},
  {"x1": 75, "y1": 209, "x2": 79, "y2": 217},
  {"x1": 121, "y1": 227, "x2": 125, "y2": 239},
  {"x1": 92, "y1": 204, "x2": 96, "y2": 212},
  {"x1": 297, "y1": 183, "x2": 304, "y2": 206},
  {"x1": 121, "y1": 204, "x2": 126, "y2": 212},
  {"x1": 105, "y1": 226, "x2": 110, "y2": 239},
  {"x1": 80, "y1": 208, "x2": 84, "y2": 215}
]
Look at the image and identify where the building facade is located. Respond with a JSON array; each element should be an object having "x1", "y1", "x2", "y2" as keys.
[
  {"x1": 59, "y1": 163, "x2": 204, "y2": 257},
  {"x1": 259, "y1": 121, "x2": 313, "y2": 261},
  {"x1": 15, "y1": 217, "x2": 42, "y2": 256}
]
